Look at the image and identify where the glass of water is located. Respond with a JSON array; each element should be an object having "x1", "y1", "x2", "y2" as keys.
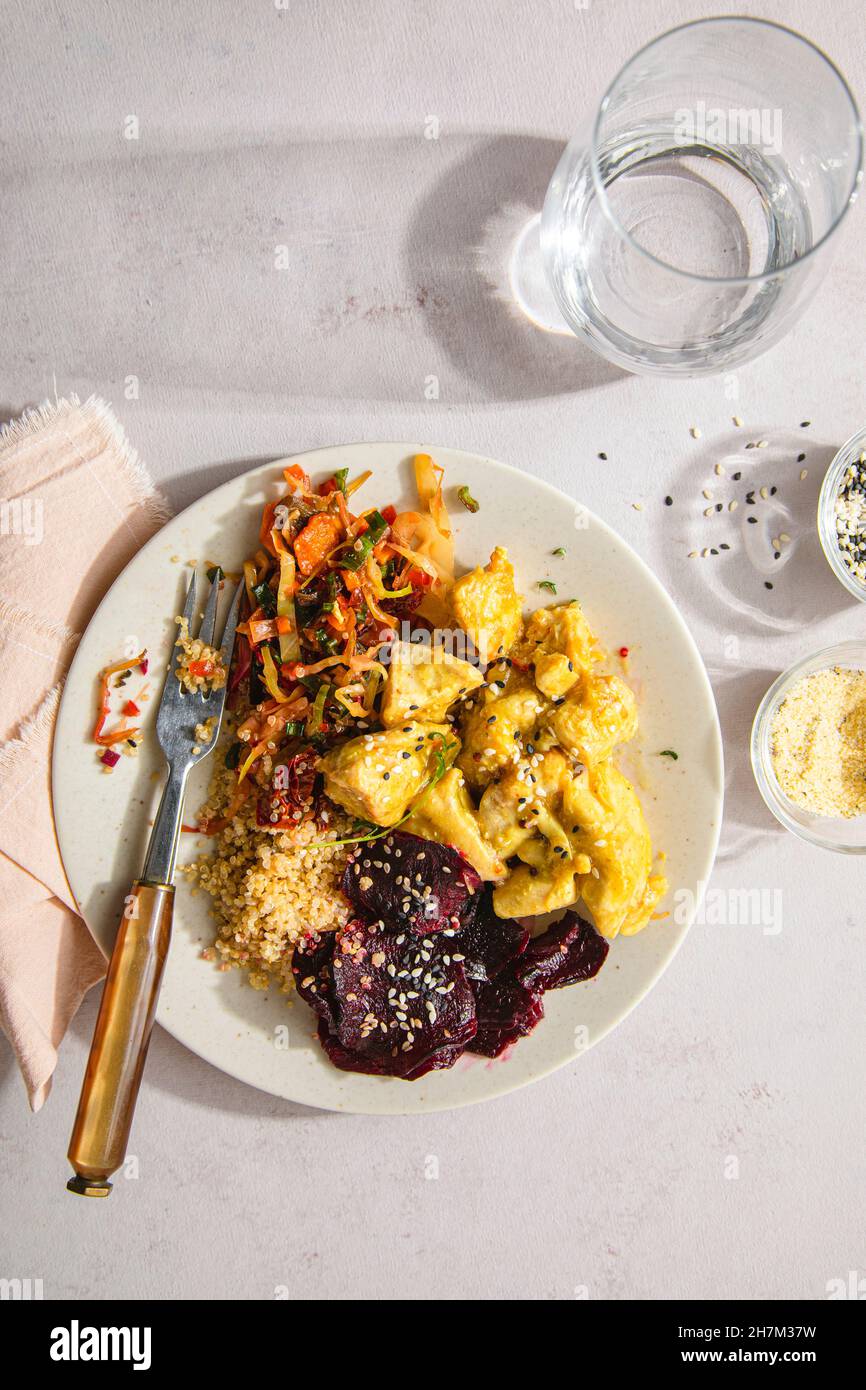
[{"x1": 540, "y1": 17, "x2": 862, "y2": 376}]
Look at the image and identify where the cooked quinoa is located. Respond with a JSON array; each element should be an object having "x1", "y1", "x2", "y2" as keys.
[
  {"x1": 174, "y1": 615, "x2": 227, "y2": 693},
  {"x1": 185, "y1": 757, "x2": 351, "y2": 991}
]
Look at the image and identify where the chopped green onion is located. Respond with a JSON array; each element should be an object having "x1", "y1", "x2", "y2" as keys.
[
  {"x1": 659, "y1": 749, "x2": 679, "y2": 760},
  {"x1": 252, "y1": 580, "x2": 277, "y2": 616},
  {"x1": 365, "y1": 509, "x2": 389, "y2": 543},
  {"x1": 539, "y1": 580, "x2": 557, "y2": 594},
  {"x1": 552, "y1": 547, "x2": 566, "y2": 557},
  {"x1": 333, "y1": 467, "x2": 349, "y2": 493},
  {"x1": 341, "y1": 535, "x2": 374, "y2": 571},
  {"x1": 457, "y1": 485, "x2": 479, "y2": 513}
]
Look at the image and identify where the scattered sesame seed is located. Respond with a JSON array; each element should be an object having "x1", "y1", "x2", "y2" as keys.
[{"x1": 690, "y1": 426, "x2": 702, "y2": 438}]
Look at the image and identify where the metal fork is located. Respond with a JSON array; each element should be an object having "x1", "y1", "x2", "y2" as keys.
[{"x1": 67, "y1": 574, "x2": 240, "y2": 1197}]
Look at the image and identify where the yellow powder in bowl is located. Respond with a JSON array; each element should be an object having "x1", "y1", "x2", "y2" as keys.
[{"x1": 770, "y1": 666, "x2": 866, "y2": 818}]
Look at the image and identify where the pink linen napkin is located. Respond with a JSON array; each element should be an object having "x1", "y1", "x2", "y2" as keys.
[{"x1": 0, "y1": 396, "x2": 170, "y2": 1109}]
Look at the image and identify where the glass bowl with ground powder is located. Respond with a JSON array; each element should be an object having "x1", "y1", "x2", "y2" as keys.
[
  {"x1": 751, "y1": 640, "x2": 866, "y2": 852},
  {"x1": 818, "y1": 426, "x2": 866, "y2": 603}
]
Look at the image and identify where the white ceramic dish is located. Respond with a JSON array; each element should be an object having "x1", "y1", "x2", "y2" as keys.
[
  {"x1": 53, "y1": 444, "x2": 723, "y2": 1113},
  {"x1": 751, "y1": 639, "x2": 866, "y2": 853}
]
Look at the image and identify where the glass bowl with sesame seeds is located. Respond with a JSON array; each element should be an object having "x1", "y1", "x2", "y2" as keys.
[
  {"x1": 818, "y1": 427, "x2": 866, "y2": 603},
  {"x1": 751, "y1": 640, "x2": 866, "y2": 854}
]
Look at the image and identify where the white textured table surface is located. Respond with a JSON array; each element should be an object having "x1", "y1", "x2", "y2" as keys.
[{"x1": 2, "y1": 0, "x2": 865, "y2": 1301}]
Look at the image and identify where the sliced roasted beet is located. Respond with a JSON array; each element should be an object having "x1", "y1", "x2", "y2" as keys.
[
  {"x1": 317, "y1": 1020, "x2": 466, "y2": 1080},
  {"x1": 516, "y1": 912, "x2": 609, "y2": 992},
  {"x1": 341, "y1": 831, "x2": 482, "y2": 935},
  {"x1": 455, "y1": 889, "x2": 529, "y2": 982},
  {"x1": 468, "y1": 973, "x2": 544, "y2": 1058},
  {"x1": 326, "y1": 917, "x2": 477, "y2": 1076},
  {"x1": 291, "y1": 931, "x2": 339, "y2": 1033}
]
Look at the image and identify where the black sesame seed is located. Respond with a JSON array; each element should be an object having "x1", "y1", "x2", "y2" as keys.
[
  {"x1": 664, "y1": 496, "x2": 673, "y2": 506},
  {"x1": 720, "y1": 543, "x2": 730, "y2": 551},
  {"x1": 715, "y1": 503, "x2": 723, "y2": 512},
  {"x1": 732, "y1": 471, "x2": 742, "y2": 481},
  {"x1": 774, "y1": 551, "x2": 781, "y2": 559},
  {"x1": 383, "y1": 772, "x2": 390, "y2": 780},
  {"x1": 797, "y1": 453, "x2": 806, "y2": 463},
  {"x1": 800, "y1": 421, "x2": 810, "y2": 428},
  {"x1": 598, "y1": 451, "x2": 607, "y2": 460},
  {"x1": 765, "y1": 581, "x2": 773, "y2": 589},
  {"x1": 770, "y1": 486, "x2": 777, "y2": 495},
  {"x1": 710, "y1": 548, "x2": 719, "y2": 555},
  {"x1": 747, "y1": 516, "x2": 758, "y2": 524}
]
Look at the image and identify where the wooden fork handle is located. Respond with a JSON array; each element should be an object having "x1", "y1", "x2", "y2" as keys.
[{"x1": 67, "y1": 882, "x2": 174, "y2": 1197}]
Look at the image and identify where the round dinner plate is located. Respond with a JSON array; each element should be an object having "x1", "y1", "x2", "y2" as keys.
[{"x1": 53, "y1": 444, "x2": 723, "y2": 1114}]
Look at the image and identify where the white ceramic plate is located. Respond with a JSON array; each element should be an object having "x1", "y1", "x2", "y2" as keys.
[{"x1": 53, "y1": 444, "x2": 723, "y2": 1113}]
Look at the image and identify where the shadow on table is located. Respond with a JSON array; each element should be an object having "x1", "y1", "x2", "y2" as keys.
[
  {"x1": 63, "y1": 1002, "x2": 329, "y2": 1121},
  {"x1": 3, "y1": 130, "x2": 620, "y2": 408},
  {"x1": 402, "y1": 133, "x2": 624, "y2": 400}
]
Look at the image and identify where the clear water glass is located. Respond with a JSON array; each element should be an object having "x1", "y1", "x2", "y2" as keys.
[{"x1": 540, "y1": 18, "x2": 862, "y2": 377}]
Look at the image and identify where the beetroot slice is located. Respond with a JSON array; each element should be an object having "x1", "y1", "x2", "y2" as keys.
[
  {"x1": 326, "y1": 917, "x2": 477, "y2": 1077},
  {"x1": 341, "y1": 831, "x2": 482, "y2": 935},
  {"x1": 291, "y1": 931, "x2": 339, "y2": 1033},
  {"x1": 516, "y1": 913, "x2": 609, "y2": 991},
  {"x1": 468, "y1": 973, "x2": 544, "y2": 1058},
  {"x1": 456, "y1": 890, "x2": 529, "y2": 982},
  {"x1": 317, "y1": 1020, "x2": 466, "y2": 1080}
]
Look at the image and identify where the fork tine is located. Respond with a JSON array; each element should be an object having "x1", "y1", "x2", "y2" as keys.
[
  {"x1": 180, "y1": 572, "x2": 198, "y2": 629},
  {"x1": 217, "y1": 582, "x2": 242, "y2": 664},
  {"x1": 197, "y1": 572, "x2": 221, "y2": 648}
]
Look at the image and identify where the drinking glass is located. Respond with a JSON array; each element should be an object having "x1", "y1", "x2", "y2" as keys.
[{"x1": 538, "y1": 18, "x2": 862, "y2": 376}]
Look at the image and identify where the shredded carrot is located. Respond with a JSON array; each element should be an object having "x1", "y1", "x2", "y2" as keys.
[
  {"x1": 93, "y1": 650, "x2": 146, "y2": 746},
  {"x1": 283, "y1": 463, "x2": 312, "y2": 492}
]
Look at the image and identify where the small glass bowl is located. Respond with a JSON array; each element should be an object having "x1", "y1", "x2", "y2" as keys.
[
  {"x1": 818, "y1": 425, "x2": 866, "y2": 603},
  {"x1": 751, "y1": 640, "x2": 866, "y2": 853}
]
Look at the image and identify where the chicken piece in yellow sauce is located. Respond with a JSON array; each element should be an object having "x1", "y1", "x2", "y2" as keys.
[
  {"x1": 380, "y1": 641, "x2": 484, "y2": 728},
  {"x1": 403, "y1": 767, "x2": 505, "y2": 882},
  {"x1": 455, "y1": 601, "x2": 666, "y2": 938},
  {"x1": 450, "y1": 546, "x2": 523, "y2": 663},
  {"x1": 321, "y1": 722, "x2": 457, "y2": 827}
]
